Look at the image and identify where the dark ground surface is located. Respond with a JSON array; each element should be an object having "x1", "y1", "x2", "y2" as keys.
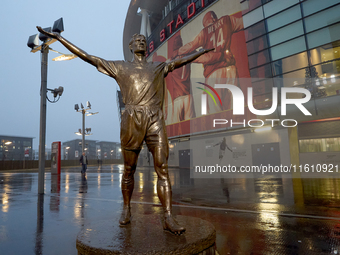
[{"x1": 1, "y1": 164, "x2": 340, "y2": 254}]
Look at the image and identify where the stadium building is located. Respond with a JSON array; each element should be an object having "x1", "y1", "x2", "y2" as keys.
[{"x1": 121, "y1": 0, "x2": 340, "y2": 170}]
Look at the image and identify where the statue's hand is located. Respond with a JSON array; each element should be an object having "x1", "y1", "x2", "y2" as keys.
[{"x1": 36, "y1": 26, "x2": 59, "y2": 39}]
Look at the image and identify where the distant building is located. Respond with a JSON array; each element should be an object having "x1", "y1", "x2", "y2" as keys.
[
  {"x1": 62, "y1": 139, "x2": 120, "y2": 160},
  {"x1": 46, "y1": 148, "x2": 53, "y2": 160},
  {"x1": 33, "y1": 150, "x2": 39, "y2": 160},
  {"x1": 0, "y1": 135, "x2": 34, "y2": 160},
  {"x1": 96, "y1": 141, "x2": 121, "y2": 160},
  {"x1": 62, "y1": 139, "x2": 97, "y2": 160}
]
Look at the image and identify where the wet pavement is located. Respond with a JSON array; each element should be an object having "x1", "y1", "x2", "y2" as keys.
[{"x1": 1, "y1": 165, "x2": 340, "y2": 254}]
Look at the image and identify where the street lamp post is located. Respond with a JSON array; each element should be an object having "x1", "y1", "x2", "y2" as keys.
[
  {"x1": 38, "y1": 43, "x2": 48, "y2": 194},
  {"x1": 27, "y1": 18, "x2": 74, "y2": 194},
  {"x1": 74, "y1": 102, "x2": 98, "y2": 154}
]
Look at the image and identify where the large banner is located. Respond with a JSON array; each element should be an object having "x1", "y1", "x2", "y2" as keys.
[{"x1": 149, "y1": 0, "x2": 254, "y2": 137}]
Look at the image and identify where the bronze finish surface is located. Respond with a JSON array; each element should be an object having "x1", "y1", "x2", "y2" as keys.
[{"x1": 37, "y1": 27, "x2": 213, "y2": 235}]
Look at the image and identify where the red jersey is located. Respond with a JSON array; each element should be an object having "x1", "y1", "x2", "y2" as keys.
[
  {"x1": 166, "y1": 50, "x2": 191, "y2": 99},
  {"x1": 179, "y1": 15, "x2": 243, "y2": 78}
]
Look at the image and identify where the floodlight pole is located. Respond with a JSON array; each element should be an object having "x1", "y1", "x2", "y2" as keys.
[
  {"x1": 38, "y1": 43, "x2": 49, "y2": 194},
  {"x1": 75, "y1": 103, "x2": 97, "y2": 153},
  {"x1": 28, "y1": 18, "x2": 66, "y2": 195}
]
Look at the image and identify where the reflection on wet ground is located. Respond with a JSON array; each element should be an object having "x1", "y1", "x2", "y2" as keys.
[{"x1": 1, "y1": 165, "x2": 340, "y2": 254}]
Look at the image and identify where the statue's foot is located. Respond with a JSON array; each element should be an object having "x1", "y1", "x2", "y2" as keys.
[
  {"x1": 119, "y1": 207, "x2": 131, "y2": 225},
  {"x1": 163, "y1": 214, "x2": 186, "y2": 235}
]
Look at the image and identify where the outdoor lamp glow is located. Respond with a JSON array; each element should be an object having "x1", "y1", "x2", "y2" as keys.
[
  {"x1": 50, "y1": 48, "x2": 77, "y2": 61},
  {"x1": 52, "y1": 54, "x2": 77, "y2": 61}
]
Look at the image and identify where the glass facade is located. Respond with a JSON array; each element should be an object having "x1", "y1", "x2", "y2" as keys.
[
  {"x1": 124, "y1": 0, "x2": 340, "y2": 139},
  {"x1": 119, "y1": 0, "x2": 340, "y2": 170},
  {"x1": 243, "y1": 0, "x2": 340, "y2": 100}
]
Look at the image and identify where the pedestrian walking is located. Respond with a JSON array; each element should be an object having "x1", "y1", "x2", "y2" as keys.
[{"x1": 79, "y1": 152, "x2": 88, "y2": 174}]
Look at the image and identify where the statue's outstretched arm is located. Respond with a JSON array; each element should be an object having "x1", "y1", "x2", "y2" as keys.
[
  {"x1": 37, "y1": 26, "x2": 102, "y2": 67},
  {"x1": 170, "y1": 48, "x2": 214, "y2": 71}
]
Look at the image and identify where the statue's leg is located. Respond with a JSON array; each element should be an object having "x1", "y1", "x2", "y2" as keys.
[
  {"x1": 119, "y1": 148, "x2": 140, "y2": 225},
  {"x1": 149, "y1": 145, "x2": 185, "y2": 235}
]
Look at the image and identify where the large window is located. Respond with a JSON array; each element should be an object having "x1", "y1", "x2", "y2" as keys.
[
  {"x1": 263, "y1": 0, "x2": 298, "y2": 18},
  {"x1": 244, "y1": 0, "x2": 340, "y2": 102},
  {"x1": 299, "y1": 137, "x2": 340, "y2": 152},
  {"x1": 312, "y1": 62, "x2": 340, "y2": 97},
  {"x1": 272, "y1": 52, "x2": 308, "y2": 76},
  {"x1": 302, "y1": 0, "x2": 340, "y2": 17},
  {"x1": 266, "y1": 5, "x2": 301, "y2": 32},
  {"x1": 309, "y1": 41, "x2": 340, "y2": 65},
  {"x1": 270, "y1": 36, "x2": 306, "y2": 61},
  {"x1": 268, "y1": 20, "x2": 304, "y2": 47},
  {"x1": 304, "y1": 4, "x2": 340, "y2": 33},
  {"x1": 307, "y1": 23, "x2": 340, "y2": 50},
  {"x1": 243, "y1": 6, "x2": 264, "y2": 28}
]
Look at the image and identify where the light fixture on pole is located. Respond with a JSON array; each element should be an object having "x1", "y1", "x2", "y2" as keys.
[
  {"x1": 27, "y1": 17, "x2": 75, "y2": 195},
  {"x1": 75, "y1": 128, "x2": 92, "y2": 136},
  {"x1": 46, "y1": 86, "x2": 64, "y2": 103},
  {"x1": 74, "y1": 101, "x2": 98, "y2": 154}
]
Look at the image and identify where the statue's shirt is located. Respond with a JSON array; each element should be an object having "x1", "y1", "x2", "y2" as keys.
[
  {"x1": 96, "y1": 59, "x2": 174, "y2": 108},
  {"x1": 96, "y1": 58, "x2": 175, "y2": 149}
]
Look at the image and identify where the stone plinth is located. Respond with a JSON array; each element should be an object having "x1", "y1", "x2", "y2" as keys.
[{"x1": 76, "y1": 215, "x2": 216, "y2": 255}]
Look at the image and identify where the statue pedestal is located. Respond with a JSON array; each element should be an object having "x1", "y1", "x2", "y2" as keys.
[{"x1": 76, "y1": 215, "x2": 216, "y2": 255}]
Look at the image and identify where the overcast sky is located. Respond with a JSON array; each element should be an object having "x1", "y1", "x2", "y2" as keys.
[{"x1": 0, "y1": 0, "x2": 131, "y2": 150}]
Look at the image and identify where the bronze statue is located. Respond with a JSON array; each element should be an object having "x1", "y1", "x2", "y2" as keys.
[{"x1": 37, "y1": 26, "x2": 213, "y2": 235}]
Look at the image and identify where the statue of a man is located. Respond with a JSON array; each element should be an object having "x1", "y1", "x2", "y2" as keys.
[{"x1": 37, "y1": 26, "x2": 213, "y2": 235}]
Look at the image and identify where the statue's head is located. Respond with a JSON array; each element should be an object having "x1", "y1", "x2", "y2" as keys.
[
  {"x1": 203, "y1": 11, "x2": 217, "y2": 28},
  {"x1": 129, "y1": 34, "x2": 147, "y2": 54}
]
